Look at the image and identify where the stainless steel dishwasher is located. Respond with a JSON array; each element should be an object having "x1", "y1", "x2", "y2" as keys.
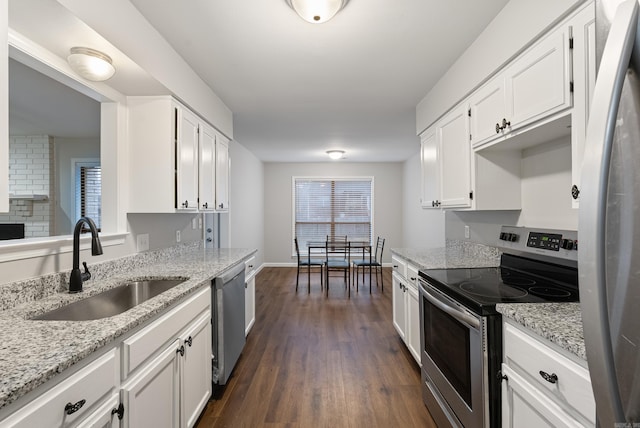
[{"x1": 212, "y1": 262, "x2": 246, "y2": 385}]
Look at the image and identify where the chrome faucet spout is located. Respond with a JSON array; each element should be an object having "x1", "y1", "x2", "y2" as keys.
[{"x1": 69, "y1": 217, "x2": 103, "y2": 293}]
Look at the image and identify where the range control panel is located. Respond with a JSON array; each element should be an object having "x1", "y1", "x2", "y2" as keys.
[{"x1": 497, "y1": 226, "x2": 578, "y2": 263}]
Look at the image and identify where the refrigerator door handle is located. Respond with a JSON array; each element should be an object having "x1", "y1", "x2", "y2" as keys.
[{"x1": 579, "y1": 0, "x2": 638, "y2": 425}]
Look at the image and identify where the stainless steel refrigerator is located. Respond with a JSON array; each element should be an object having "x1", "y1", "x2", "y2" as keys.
[{"x1": 580, "y1": 0, "x2": 640, "y2": 425}]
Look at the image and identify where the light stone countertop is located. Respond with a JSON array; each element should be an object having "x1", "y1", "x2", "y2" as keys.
[
  {"x1": 391, "y1": 240, "x2": 501, "y2": 270},
  {"x1": 0, "y1": 245, "x2": 256, "y2": 411},
  {"x1": 497, "y1": 303, "x2": 586, "y2": 361}
]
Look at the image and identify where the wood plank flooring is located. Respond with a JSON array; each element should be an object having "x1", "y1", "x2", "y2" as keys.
[{"x1": 196, "y1": 267, "x2": 437, "y2": 427}]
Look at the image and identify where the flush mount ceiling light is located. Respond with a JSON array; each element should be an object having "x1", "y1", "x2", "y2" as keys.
[
  {"x1": 326, "y1": 150, "x2": 345, "y2": 160},
  {"x1": 285, "y1": 0, "x2": 350, "y2": 24},
  {"x1": 67, "y1": 47, "x2": 116, "y2": 82}
]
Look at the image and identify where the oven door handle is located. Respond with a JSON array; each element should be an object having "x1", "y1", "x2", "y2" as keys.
[{"x1": 419, "y1": 281, "x2": 480, "y2": 330}]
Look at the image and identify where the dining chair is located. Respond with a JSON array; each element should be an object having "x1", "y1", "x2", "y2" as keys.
[
  {"x1": 294, "y1": 237, "x2": 323, "y2": 293},
  {"x1": 352, "y1": 237, "x2": 385, "y2": 293},
  {"x1": 324, "y1": 238, "x2": 351, "y2": 297}
]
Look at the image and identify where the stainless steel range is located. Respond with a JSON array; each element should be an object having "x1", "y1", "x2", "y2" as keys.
[{"x1": 418, "y1": 226, "x2": 579, "y2": 428}]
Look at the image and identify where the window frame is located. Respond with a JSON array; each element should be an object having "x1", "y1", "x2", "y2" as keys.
[{"x1": 291, "y1": 176, "x2": 375, "y2": 257}]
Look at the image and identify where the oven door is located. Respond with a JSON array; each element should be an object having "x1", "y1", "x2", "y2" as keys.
[{"x1": 419, "y1": 278, "x2": 488, "y2": 428}]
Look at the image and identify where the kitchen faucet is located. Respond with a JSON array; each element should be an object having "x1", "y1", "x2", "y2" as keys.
[{"x1": 69, "y1": 217, "x2": 103, "y2": 293}]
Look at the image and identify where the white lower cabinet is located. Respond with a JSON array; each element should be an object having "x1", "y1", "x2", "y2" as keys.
[
  {"x1": 0, "y1": 350, "x2": 118, "y2": 428},
  {"x1": 244, "y1": 256, "x2": 257, "y2": 336},
  {"x1": 501, "y1": 320, "x2": 595, "y2": 428},
  {"x1": 121, "y1": 341, "x2": 180, "y2": 428},
  {"x1": 392, "y1": 261, "x2": 421, "y2": 366},
  {"x1": 0, "y1": 286, "x2": 213, "y2": 428}
]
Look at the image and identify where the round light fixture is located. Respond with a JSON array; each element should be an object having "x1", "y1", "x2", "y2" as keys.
[
  {"x1": 285, "y1": 0, "x2": 350, "y2": 24},
  {"x1": 326, "y1": 150, "x2": 345, "y2": 160},
  {"x1": 67, "y1": 47, "x2": 116, "y2": 82}
]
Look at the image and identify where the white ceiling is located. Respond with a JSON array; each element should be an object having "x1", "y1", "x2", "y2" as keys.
[
  {"x1": 8, "y1": 0, "x2": 511, "y2": 162},
  {"x1": 129, "y1": 0, "x2": 511, "y2": 162}
]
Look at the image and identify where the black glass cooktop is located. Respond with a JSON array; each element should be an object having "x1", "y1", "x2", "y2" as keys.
[{"x1": 419, "y1": 254, "x2": 579, "y2": 315}]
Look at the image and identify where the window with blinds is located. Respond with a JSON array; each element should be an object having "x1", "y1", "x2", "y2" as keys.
[
  {"x1": 75, "y1": 164, "x2": 102, "y2": 231},
  {"x1": 293, "y1": 177, "x2": 373, "y2": 253}
]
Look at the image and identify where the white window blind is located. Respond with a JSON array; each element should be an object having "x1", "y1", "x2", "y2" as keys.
[{"x1": 293, "y1": 177, "x2": 373, "y2": 252}]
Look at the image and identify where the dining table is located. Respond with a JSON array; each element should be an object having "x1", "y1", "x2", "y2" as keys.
[{"x1": 305, "y1": 239, "x2": 373, "y2": 296}]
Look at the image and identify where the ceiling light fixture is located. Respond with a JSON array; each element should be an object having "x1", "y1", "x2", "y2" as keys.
[
  {"x1": 285, "y1": 0, "x2": 350, "y2": 24},
  {"x1": 326, "y1": 150, "x2": 345, "y2": 160},
  {"x1": 67, "y1": 47, "x2": 116, "y2": 82}
]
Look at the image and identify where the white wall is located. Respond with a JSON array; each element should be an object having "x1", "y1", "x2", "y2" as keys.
[
  {"x1": 264, "y1": 162, "x2": 403, "y2": 265},
  {"x1": 402, "y1": 152, "x2": 446, "y2": 248},
  {"x1": 228, "y1": 140, "x2": 264, "y2": 268},
  {"x1": 416, "y1": 0, "x2": 584, "y2": 134}
]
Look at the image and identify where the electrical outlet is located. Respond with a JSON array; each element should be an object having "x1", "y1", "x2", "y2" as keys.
[
  {"x1": 192, "y1": 218, "x2": 197, "y2": 229},
  {"x1": 176, "y1": 230, "x2": 181, "y2": 243},
  {"x1": 136, "y1": 233, "x2": 149, "y2": 252},
  {"x1": 464, "y1": 225, "x2": 470, "y2": 239}
]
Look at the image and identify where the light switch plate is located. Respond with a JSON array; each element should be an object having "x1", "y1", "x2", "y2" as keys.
[
  {"x1": 464, "y1": 225, "x2": 470, "y2": 239},
  {"x1": 176, "y1": 230, "x2": 181, "y2": 243}
]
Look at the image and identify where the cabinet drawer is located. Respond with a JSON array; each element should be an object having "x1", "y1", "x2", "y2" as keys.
[
  {"x1": 122, "y1": 286, "x2": 211, "y2": 377},
  {"x1": 391, "y1": 255, "x2": 407, "y2": 279},
  {"x1": 406, "y1": 264, "x2": 419, "y2": 288},
  {"x1": 504, "y1": 322, "x2": 595, "y2": 423},
  {"x1": 0, "y1": 350, "x2": 117, "y2": 428}
]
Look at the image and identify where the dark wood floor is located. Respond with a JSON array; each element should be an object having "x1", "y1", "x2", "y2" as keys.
[{"x1": 196, "y1": 267, "x2": 437, "y2": 427}]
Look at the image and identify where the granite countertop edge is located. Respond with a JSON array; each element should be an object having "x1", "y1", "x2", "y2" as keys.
[
  {"x1": 496, "y1": 303, "x2": 586, "y2": 361},
  {"x1": 0, "y1": 247, "x2": 256, "y2": 411}
]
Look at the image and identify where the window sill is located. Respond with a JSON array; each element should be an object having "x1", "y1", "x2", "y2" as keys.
[{"x1": 0, "y1": 232, "x2": 128, "y2": 263}]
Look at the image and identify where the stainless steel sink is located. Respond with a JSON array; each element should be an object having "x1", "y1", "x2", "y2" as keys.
[{"x1": 33, "y1": 279, "x2": 186, "y2": 321}]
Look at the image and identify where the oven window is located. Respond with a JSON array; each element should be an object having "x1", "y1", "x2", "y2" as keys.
[{"x1": 423, "y1": 298, "x2": 472, "y2": 407}]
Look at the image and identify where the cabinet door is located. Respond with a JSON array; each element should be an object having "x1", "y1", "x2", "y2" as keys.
[
  {"x1": 199, "y1": 123, "x2": 216, "y2": 211},
  {"x1": 505, "y1": 27, "x2": 572, "y2": 133},
  {"x1": 181, "y1": 313, "x2": 212, "y2": 428},
  {"x1": 420, "y1": 130, "x2": 440, "y2": 208},
  {"x1": 215, "y1": 133, "x2": 229, "y2": 212},
  {"x1": 570, "y1": 4, "x2": 596, "y2": 208},
  {"x1": 501, "y1": 365, "x2": 586, "y2": 428},
  {"x1": 392, "y1": 273, "x2": 407, "y2": 340},
  {"x1": 177, "y1": 108, "x2": 200, "y2": 211},
  {"x1": 406, "y1": 282, "x2": 421, "y2": 366},
  {"x1": 121, "y1": 340, "x2": 180, "y2": 428},
  {"x1": 469, "y1": 75, "x2": 507, "y2": 148},
  {"x1": 245, "y1": 275, "x2": 256, "y2": 336},
  {"x1": 438, "y1": 105, "x2": 472, "y2": 208}
]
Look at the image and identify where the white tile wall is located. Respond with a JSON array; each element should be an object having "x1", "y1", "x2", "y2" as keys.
[{"x1": 0, "y1": 136, "x2": 55, "y2": 237}]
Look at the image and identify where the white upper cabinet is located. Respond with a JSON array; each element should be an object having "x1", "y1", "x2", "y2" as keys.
[
  {"x1": 420, "y1": 129, "x2": 440, "y2": 208},
  {"x1": 438, "y1": 104, "x2": 472, "y2": 209},
  {"x1": 128, "y1": 96, "x2": 230, "y2": 213},
  {"x1": 569, "y1": 3, "x2": 596, "y2": 208},
  {"x1": 504, "y1": 26, "x2": 572, "y2": 133},
  {"x1": 177, "y1": 107, "x2": 200, "y2": 211},
  {"x1": 198, "y1": 123, "x2": 216, "y2": 211},
  {"x1": 469, "y1": 23, "x2": 573, "y2": 151},
  {"x1": 215, "y1": 133, "x2": 230, "y2": 212}
]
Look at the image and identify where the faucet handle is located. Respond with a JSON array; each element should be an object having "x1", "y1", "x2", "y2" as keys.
[{"x1": 81, "y1": 262, "x2": 92, "y2": 282}]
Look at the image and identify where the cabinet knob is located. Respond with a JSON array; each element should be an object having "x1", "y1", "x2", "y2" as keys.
[
  {"x1": 502, "y1": 118, "x2": 511, "y2": 129},
  {"x1": 185, "y1": 336, "x2": 193, "y2": 347},
  {"x1": 203, "y1": 202, "x2": 209, "y2": 209},
  {"x1": 177, "y1": 345, "x2": 185, "y2": 356},
  {"x1": 181, "y1": 200, "x2": 189, "y2": 208},
  {"x1": 539, "y1": 370, "x2": 558, "y2": 384},
  {"x1": 218, "y1": 202, "x2": 224, "y2": 209},
  {"x1": 571, "y1": 184, "x2": 580, "y2": 200},
  {"x1": 496, "y1": 123, "x2": 501, "y2": 134},
  {"x1": 497, "y1": 371, "x2": 508, "y2": 382},
  {"x1": 111, "y1": 403, "x2": 125, "y2": 420},
  {"x1": 64, "y1": 399, "x2": 86, "y2": 415}
]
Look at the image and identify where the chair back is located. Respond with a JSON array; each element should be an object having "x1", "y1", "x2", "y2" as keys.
[
  {"x1": 294, "y1": 237, "x2": 302, "y2": 263},
  {"x1": 325, "y1": 237, "x2": 349, "y2": 264},
  {"x1": 374, "y1": 237, "x2": 385, "y2": 262}
]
